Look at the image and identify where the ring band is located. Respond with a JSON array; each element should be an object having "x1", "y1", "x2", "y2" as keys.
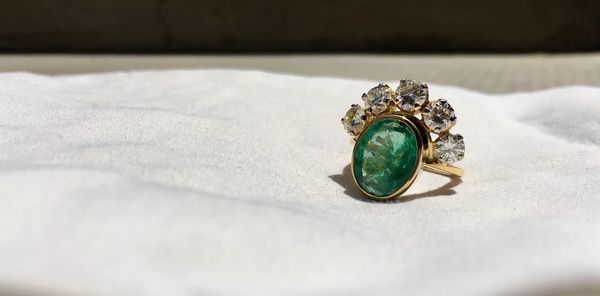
[
  {"x1": 423, "y1": 163, "x2": 464, "y2": 178},
  {"x1": 341, "y1": 80, "x2": 465, "y2": 200}
]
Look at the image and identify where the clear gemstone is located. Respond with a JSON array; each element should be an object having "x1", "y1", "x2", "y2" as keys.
[
  {"x1": 422, "y1": 99, "x2": 456, "y2": 133},
  {"x1": 342, "y1": 104, "x2": 367, "y2": 135},
  {"x1": 362, "y1": 83, "x2": 395, "y2": 115},
  {"x1": 396, "y1": 79, "x2": 428, "y2": 112},
  {"x1": 434, "y1": 134, "x2": 465, "y2": 164}
]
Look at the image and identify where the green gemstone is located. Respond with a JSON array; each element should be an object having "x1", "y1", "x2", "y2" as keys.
[{"x1": 353, "y1": 117, "x2": 419, "y2": 197}]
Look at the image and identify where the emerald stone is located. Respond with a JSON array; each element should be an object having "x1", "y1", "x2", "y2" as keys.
[{"x1": 353, "y1": 117, "x2": 419, "y2": 197}]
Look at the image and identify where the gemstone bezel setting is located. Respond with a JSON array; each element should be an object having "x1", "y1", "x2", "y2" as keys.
[{"x1": 351, "y1": 113, "x2": 430, "y2": 199}]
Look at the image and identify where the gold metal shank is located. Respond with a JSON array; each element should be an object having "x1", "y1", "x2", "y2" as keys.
[{"x1": 423, "y1": 163, "x2": 464, "y2": 177}]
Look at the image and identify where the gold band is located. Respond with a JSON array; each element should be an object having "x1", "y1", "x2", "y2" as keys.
[{"x1": 423, "y1": 163, "x2": 464, "y2": 178}]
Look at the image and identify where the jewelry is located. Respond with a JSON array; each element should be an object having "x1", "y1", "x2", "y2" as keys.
[{"x1": 341, "y1": 80, "x2": 465, "y2": 200}]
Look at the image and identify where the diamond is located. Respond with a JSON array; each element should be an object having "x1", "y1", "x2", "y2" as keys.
[
  {"x1": 341, "y1": 104, "x2": 367, "y2": 135},
  {"x1": 422, "y1": 99, "x2": 456, "y2": 133},
  {"x1": 362, "y1": 83, "x2": 395, "y2": 115},
  {"x1": 434, "y1": 134, "x2": 465, "y2": 164},
  {"x1": 396, "y1": 79, "x2": 428, "y2": 112}
]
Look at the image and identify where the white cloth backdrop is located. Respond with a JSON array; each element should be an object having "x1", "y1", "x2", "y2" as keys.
[{"x1": 0, "y1": 70, "x2": 599, "y2": 296}]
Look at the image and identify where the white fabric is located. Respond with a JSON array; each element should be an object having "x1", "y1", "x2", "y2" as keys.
[{"x1": 0, "y1": 70, "x2": 599, "y2": 296}]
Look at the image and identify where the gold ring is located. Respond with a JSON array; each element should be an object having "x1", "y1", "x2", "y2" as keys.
[{"x1": 341, "y1": 80, "x2": 465, "y2": 200}]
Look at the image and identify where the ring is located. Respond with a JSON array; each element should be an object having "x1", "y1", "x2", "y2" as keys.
[{"x1": 341, "y1": 80, "x2": 465, "y2": 200}]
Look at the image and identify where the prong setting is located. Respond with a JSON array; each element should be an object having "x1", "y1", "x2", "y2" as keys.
[
  {"x1": 362, "y1": 83, "x2": 396, "y2": 115},
  {"x1": 396, "y1": 79, "x2": 429, "y2": 112}
]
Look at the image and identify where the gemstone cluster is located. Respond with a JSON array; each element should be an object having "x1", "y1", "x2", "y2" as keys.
[{"x1": 341, "y1": 79, "x2": 465, "y2": 198}]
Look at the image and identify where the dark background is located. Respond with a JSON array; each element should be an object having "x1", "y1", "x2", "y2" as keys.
[{"x1": 0, "y1": 0, "x2": 598, "y2": 53}]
